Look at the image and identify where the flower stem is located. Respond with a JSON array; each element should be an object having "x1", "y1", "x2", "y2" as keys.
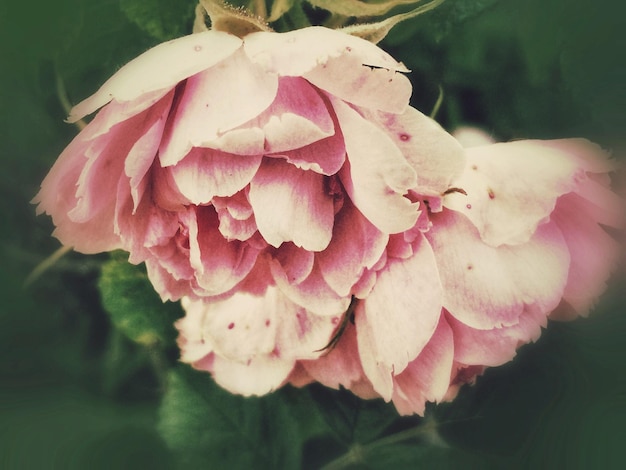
[{"x1": 23, "y1": 245, "x2": 72, "y2": 287}]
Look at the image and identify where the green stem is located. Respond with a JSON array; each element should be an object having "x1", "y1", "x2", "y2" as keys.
[{"x1": 23, "y1": 245, "x2": 73, "y2": 287}]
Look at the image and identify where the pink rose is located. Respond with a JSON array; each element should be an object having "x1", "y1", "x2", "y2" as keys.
[
  {"x1": 291, "y1": 137, "x2": 622, "y2": 415},
  {"x1": 36, "y1": 25, "x2": 621, "y2": 414},
  {"x1": 35, "y1": 26, "x2": 465, "y2": 394}
]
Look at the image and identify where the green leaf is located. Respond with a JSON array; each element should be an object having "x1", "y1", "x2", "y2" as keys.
[
  {"x1": 305, "y1": 0, "x2": 423, "y2": 18},
  {"x1": 268, "y1": 0, "x2": 296, "y2": 21},
  {"x1": 158, "y1": 366, "x2": 322, "y2": 469},
  {"x1": 98, "y1": 252, "x2": 183, "y2": 346},
  {"x1": 308, "y1": 385, "x2": 399, "y2": 445},
  {"x1": 120, "y1": 0, "x2": 196, "y2": 41}
]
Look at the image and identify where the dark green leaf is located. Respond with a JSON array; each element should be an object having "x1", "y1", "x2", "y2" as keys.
[
  {"x1": 159, "y1": 366, "x2": 324, "y2": 469},
  {"x1": 120, "y1": 0, "x2": 196, "y2": 41},
  {"x1": 98, "y1": 252, "x2": 183, "y2": 346}
]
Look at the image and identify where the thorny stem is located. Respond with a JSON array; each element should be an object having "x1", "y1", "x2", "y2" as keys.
[
  {"x1": 55, "y1": 65, "x2": 86, "y2": 131},
  {"x1": 320, "y1": 417, "x2": 446, "y2": 470},
  {"x1": 430, "y1": 84, "x2": 444, "y2": 119},
  {"x1": 23, "y1": 245, "x2": 73, "y2": 287},
  {"x1": 251, "y1": 0, "x2": 268, "y2": 19}
]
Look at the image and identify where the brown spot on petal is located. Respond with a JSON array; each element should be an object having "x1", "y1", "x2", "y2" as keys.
[
  {"x1": 228, "y1": 322, "x2": 235, "y2": 330},
  {"x1": 194, "y1": 45, "x2": 202, "y2": 52},
  {"x1": 466, "y1": 204, "x2": 472, "y2": 209},
  {"x1": 467, "y1": 264, "x2": 473, "y2": 270},
  {"x1": 399, "y1": 133, "x2": 411, "y2": 142},
  {"x1": 265, "y1": 319, "x2": 271, "y2": 327},
  {"x1": 487, "y1": 188, "x2": 495, "y2": 199},
  {"x1": 471, "y1": 165, "x2": 478, "y2": 170}
]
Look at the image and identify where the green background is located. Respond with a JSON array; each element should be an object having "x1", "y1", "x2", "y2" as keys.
[{"x1": 1, "y1": 0, "x2": 625, "y2": 468}]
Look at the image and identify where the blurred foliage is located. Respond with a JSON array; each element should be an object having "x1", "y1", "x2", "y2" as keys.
[{"x1": 0, "y1": 0, "x2": 625, "y2": 468}]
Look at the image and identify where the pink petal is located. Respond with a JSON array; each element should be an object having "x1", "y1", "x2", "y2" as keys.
[
  {"x1": 169, "y1": 147, "x2": 262, "y2": 204},
  {"x1": 317, "y1": 201, "x2": 388, "y2": 297},
  {"x1": 391, "y1": 316, "x2": 454, "y2": 415},
  {"x1": 211, "y1": 354, "x2": 294, "y2": 396},
  {"x1": 269, "y1": 128, "x2": 346, "y2": 176},
  {"x1": 447, "y1": 307, "x2": 546, "y2": 368},
  {"x1": 68, "y1": 31, "x2": 243, "y2": 122},
  {"x1": 552, "y1": 193, "x2": 621, "y2": 316},
  {"x1": 223, "y1": 76, "x2": 335, "y2": 155},
  {"x1": 426, "y1": 211, "x2": 570, "y2": 330},
  {"x1": 356, "y1": 234, "x2": 443, "y2": 400},
  {"x1": 248, "y1": 159, "x2": 334, "y2": 251},
  {"x1": 145, "y1": 258, "x2": 194, "y2": 302},
  {"x1": 213, "y1": 192, "x2": 258, "y2": 241},
  {"x1": 300, "y1": 322, "x2": 368, "y2": 391},
  {"x1": 244, "y1": 27, "x2": 411, "y2": 113},
  {"x1": 271, "y1": 260, "x2": 351, "y2": 317},
  {"x1": 273, "y1": 243, "x2": 315, "y2": 285},
  {"x1": 159, "y1": 48, "x2": 278, "y2": 167},
  {"x1": 187, "y1": 206, "x2": 261, "y2": 296},
  {"x1": 332, "y1": 98, "x2": 419, "y2": 234},
  {"x1": 443, "y1": 140, "x2": 582, "y2": 246},
  {"x1": 362, "y1": 106, "x2": 466, "y2": 196}
]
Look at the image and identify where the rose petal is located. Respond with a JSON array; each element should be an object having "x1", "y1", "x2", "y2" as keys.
[
  {"x1": 363, "y1": 106, "x2": 466, "y2": 196},
  {"x1": 426, "y1": 211, "x2": 570, "y2": 330},
  {"x1": 443, "y1": 140, "x2": 582, "y2": 247},
  {"x1": 332, "y1": 98, "x2": 419, "y2": 234},
  {"x1": 68, "y1": 31, "x2": 243, "y2": 122},
  {"x1": 249, "y1": 159, "x2": 334, "y2": 251},
  {"x1": 159, "y1": 48, "x2": 278, "y2": 167},
  {"x1": 170, "y1": 147, "x2": 262, "y2": 204},
  {"x1": 392, "y1": 316, "x2": 454, "y2": 415},
  {"x1": 356, "y1": 234, "x2": 443, "y2": 400}
]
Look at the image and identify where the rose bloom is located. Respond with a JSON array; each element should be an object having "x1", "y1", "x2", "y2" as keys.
[{"x1": 36, "y1": 27, "x2": 622, "y2": 414}]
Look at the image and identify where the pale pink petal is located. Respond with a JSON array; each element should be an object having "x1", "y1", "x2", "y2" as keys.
[
  {"x1": 159, "y1": 48, "x2": 278, "y2": 167},
  {"x1": 392, "y1": 316, "x2": 454, "y2": 415},
  {"x1": 271, "y1": 260, "x2": 351, "y2": 317},
  {"x1": 145, "y1": 258, "x2": 194, "y2": 302},
  {"x1": 301, "y1": 322, "x2": 368, "y2": 391},
  {"x1": 363, "y1": 106, "x2": 466, "y2": 196},
  {"x1": 211, "y1": 354, "x2": 295, "y2": 396},
  {"x1": 231, "y1": 76, "x2": 335, "y2": 154},
  {"x1": 244, "y1": 26, "x2": 409, "y2": 77},
  {"x1": 332, "y1": 98, "x2": 419, "y2": 234},
  {"x1": 273, "y1": 243, "x2": 315, "y2": 285},
  {"x1": 187, "y1": 207, "x2": 261, "y2": 296},
  {"x1": 552, "y1": 193, "x2": 620, "y2": 316},
  {"x1": 356, "y1": 234, "x2": 443, "y2": 400},
  {"x1": 169, "y1": 147, "x2": 262, "y2": 204},
  {"x1": 443, "y1": 140, "x2": 582, "y2": 246},
  {"x1": 446, "y1": 307, "x2": 546, "y2": 368},
  {"x1": 68, "y1": 31, "x2": 243, "y2": 122},
  {"x1": 317, "y1": 201, "x2": 388, "y2": 297},
  {"x1": 245, "y1": 27, "x2": 411, "y2": 113},
  {"x1": 426, "y1": 211, "x2": 570, "y2": 330},
  {"x1": 248, "y1": 159, "x2": 334, "y2": 251},
  {"x1": 213, "y1": 192, "x2": 257, "y2": 241},
  {"x1": 274, "y1": 306, "x2": 339, "y2": 360},
  {"x1": 151, "y1": 163, "x2": 192, "y2": 212},
  {"x1": 269, "y1": 129, "x2": 346, "y2": 176}
]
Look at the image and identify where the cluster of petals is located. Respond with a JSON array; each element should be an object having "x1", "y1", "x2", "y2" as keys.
[{"x1": 36, "y1": 26, "x2": 622, "y2": 415}]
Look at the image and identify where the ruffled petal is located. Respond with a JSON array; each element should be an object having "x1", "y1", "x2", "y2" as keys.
[
  {"x1": 271, "y1": 260, "x2": 351, "y2": 317},
  {"x1": 68, "y1": 31, "x2": 243, "y2": 122},
  {"x1": 446, "y1": 307, "x2": 546, "y2": 367},
  {"x1": 187, "y1": 207, "x2": 261, "y2": 296},
  {"x1": 159, "y1": 48, "x2": 278, "y2": 166},
  {"x1": 248, "y1": 159, "x2": 334, "y2": 251},
  {"x1": 362, "y1": 106, "x2": 465, "y2": 196},
  {"x1": 552, "y1": 193, "x2": 620, "y2": 316},
  {"x1": 245, "y1": 27, "x2": 411, "y2": 112},
  {"x1": 443, "y1": 140, "x2": 582, "y2": 246},
  {"x1": 332, "y1": 98, "x2": 419, "y2": 234},
  {"x1": 219, "y1": 77, "x2": 335, "y2": 155},
  {"x1": 170, "y1": 147, "x2": 262, "y2": 204},
  {"x1": 391, "y1": 316, "x2": 454, "y2": 415},
  {"x1": 426, "y1": 211, "x2": 570, "y2": 330},
  {"x1": 317, "y1": 201, "x2": 388, "y2": 297},
  {"x1": 356, "y1": 234, "x2": 443, "y2": 400},
  {"x1": 211, "y1": 354, "x2": 294, "y2": 396}
]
